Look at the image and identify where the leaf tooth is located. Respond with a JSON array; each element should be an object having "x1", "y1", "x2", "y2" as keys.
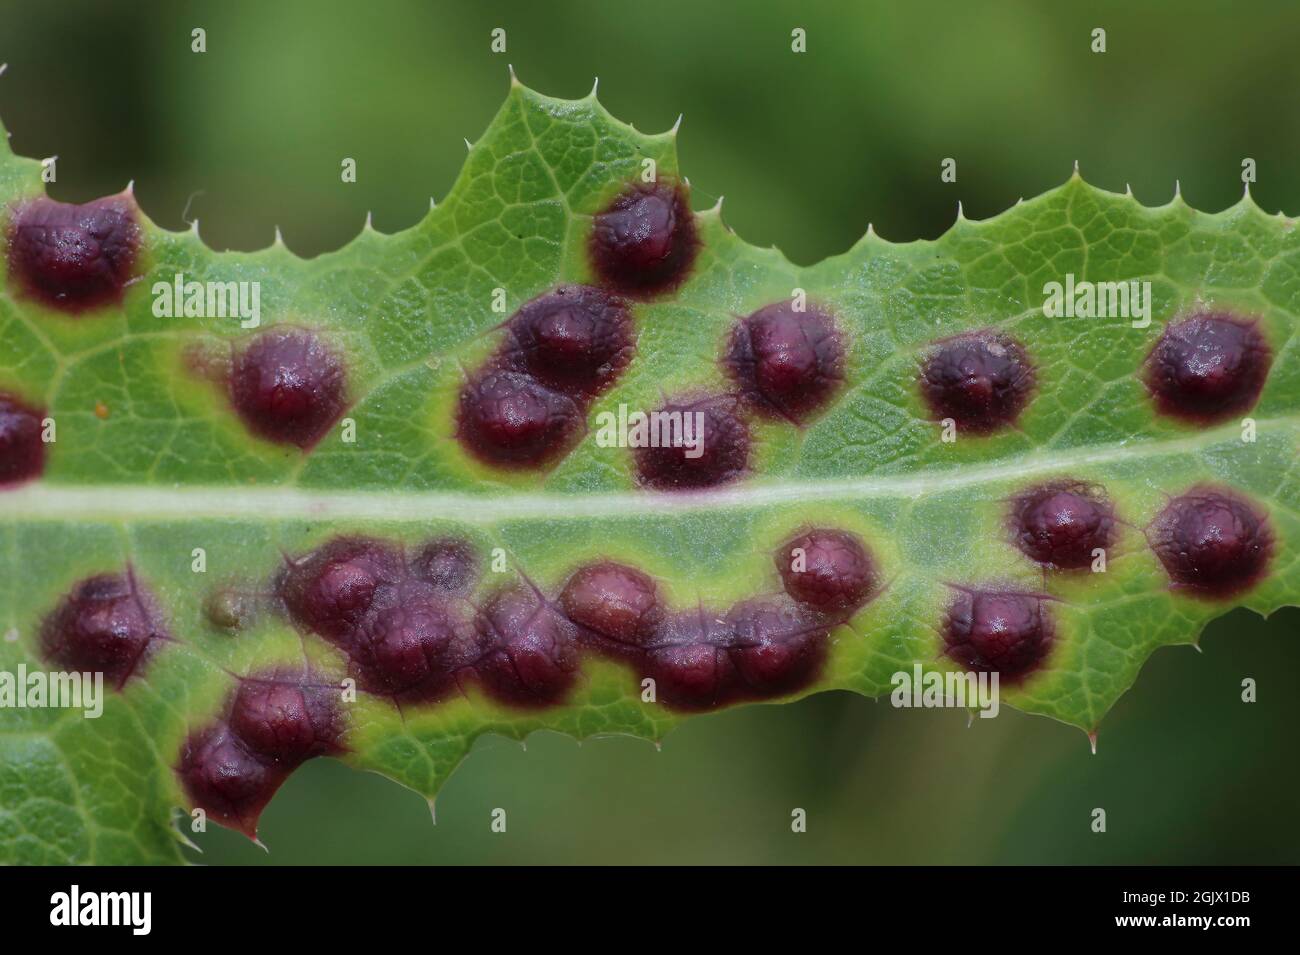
[
  {"x1": 696, "y1": 192, "x2": 734, "y2": 236},
  {"x1": 668, "y1": 113, "x2": 683, "y2": 137},
  {"x1": 169, "y1": 809, "x2": 203, "y2": 853},
  {"x1": 508, "y1": 62, "x2": 521, "y2": 88},
  {"x1": 464, "y1": 137, "x2": 474, "y2": 152},
  {"x1": 180, "y1": 188, "x2": 203, "y2": 228},
  {"x1": 954, "y1": 199, "x2": 966, "y2": 223},
  {"x1": 1088, "y1": 731, "x2": 1098, "y2": 755},
  {"x1": 587, "y1": 75, "x2": 600, "y2": 99},
  {"x1": 1071, "y1": 158, "x2": 1081, "y2": 179},
  {"x1": 1237, "y1": 180, "x2": 1265, "y2": 216},
  {"x1": 0, "y1": 63, "x2": 7, "y2": 78},
  {"x1": 427, "y1": 797, "x2": 438, "y2": 826}
]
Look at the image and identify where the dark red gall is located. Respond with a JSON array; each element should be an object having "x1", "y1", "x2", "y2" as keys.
[
  {"x1": 410, "y1": 537, "x2": 479, "y2": 594},
  {"x1": 277, "y1": 537, "x2": 404, "y2": 641},
  {"x1": 724, "y1": 300, "x2": 845, "y2": 422},
  {"x1": 1143, "y1": 314, "x2": 1271, "y2": 424},
  {"x1": 177, "y1": 725, "x2": 282, "y2": 840},
  {"x1": 589, "y1": 181, "x2": 697, "y2": 297},
  {"x1": 775, "y1": 529, "x2": 877, "y2": 614},
  {"x1": 919, "y1": 330, "x2": 1035, "y2": 434},
  {"x1": 560, "y1": 560, "x2": 663, "y2": 645},
  {"x1": 1148, "y1": 487, "x2": 1272, "y2": 598},
  {"x1": 39, "y1": 571, "x2": 167, "y2": 689},
  {"x1": 6, "y1": 195, "x2": 140, "y2": 312},
  {"x1": 228, "y1": 675, "x2": 345, "y2": 765},
  {"x1": 227, "y1": 327, "x2": 348, "y2": 449},
  {"x1": 633, "y1": 394, "x2": 750, "y2": 491},
  {"x1": 942, "y1": 587, "x2": 1054, "y2": 681},
  {"x1": 0, "y1": 391, "x2": 45, "y2": 489},
  {"x1": 1009, "y1": 482, "x2": 1116, "y2": 570},
  {"x1": 500, "y1": 285, "x2": 635, "y2": 399},
  {"x1": 472, "y1": 587, "x2": 578, "y2": 707}
]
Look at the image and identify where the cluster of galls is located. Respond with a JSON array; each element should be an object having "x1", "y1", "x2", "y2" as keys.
[
  {"x1": 464, "y1": 177, "x2": 1280, "y2": 500},
  {"x1": 1, "y1": 171, "x2": 1287, "y2": 834},
  {"x1": 632, "y1": 298, "x2": 847, "y2": 491},
  {"x1": 906, "y1": 314, "x2": 1274, "y2": 680},
  {"x1": 2, "y1": 195, "x2": 145, "y2": 486},
  {"x1": 269, "y1": 527, "x2": 876, "y2": 714},
  {"x1": 918, "y1": 314, "x2": 1272, "y2": 434},
  {"x1": 27, "y1": 563, "x2": 346, "y2": 839},
  {"x1": 177, "y1": 672, "x2": 345, "y2": 838},
  {"x1": 2, "y1": 193, "x2": 352, "y2": 454},
  {"x1": 459, "y1": 179, "x2": 851, "y2": 489},
  {"x1": 1005, "y1": 476, "x2": 1272, "y2": 602},
  {"x1": 941, "y1": 479, "x2": 1094, "y2": 679},
  {"x1": 456, "y1": 179, "x2": 707, "y2": 472},
  {"x1": 959, "y1": 479, "x2": 1275, "y2": 681},
  {"x1": 562, "y1": 527, "x2": 876, "y2": 708},
  {"x1": 272, "y1": 484, "x2": 1270, "y2": 709},
  {"x1": 940, "y1": 480, "x2": 1104, "y2": 679},
  {"x1": 275, "y1": 535, "x2": 587, "y2": 707},
  {"x1": 24, "y1": 502, "x2": 1274, "y2": 840},
  {"x1": 168, "y1": 525, "x2": 879, "y2": 837},
  {"x1": 456, "y1": 284, "x2": 635, "y2": 469},
  {"x1": 0, "y1": 185, "x2": 1279, "y2": 496}
]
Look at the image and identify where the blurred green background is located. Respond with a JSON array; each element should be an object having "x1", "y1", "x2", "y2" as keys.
[{"x1": 1, "y1": 0, "x2": 1297, "y2": 864}]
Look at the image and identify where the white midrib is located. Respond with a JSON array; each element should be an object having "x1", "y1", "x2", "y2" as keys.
[{"x1": 1, "y1": 419, "x2": 1289, "y2": 524}]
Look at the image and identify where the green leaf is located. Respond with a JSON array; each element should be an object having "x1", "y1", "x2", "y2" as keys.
[{"x1": 0, "y1": 80, "x2": 1296, "y2": 864}]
